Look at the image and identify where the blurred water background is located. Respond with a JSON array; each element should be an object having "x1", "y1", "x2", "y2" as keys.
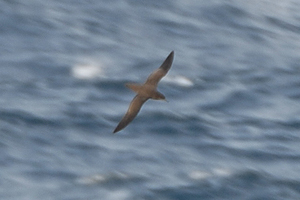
[{"x1": 1, "y1": 0, "x2": 300, "y2": 199}]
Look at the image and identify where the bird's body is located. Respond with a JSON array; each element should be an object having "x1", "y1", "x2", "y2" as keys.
[{"x1": 113, "y1": 51, "x2": 174, "y2": 133}]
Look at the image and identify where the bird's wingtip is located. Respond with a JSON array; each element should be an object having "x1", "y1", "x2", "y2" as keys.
[
  {"x1": 167, "y1": 51, "x2": 174, "y2": 62},
  {"x1": 113, "y1": 126, "x2": 120, "y2": 133},
  {"x1": 113, "y1": 127, "x2": 120, "y2": 133}
]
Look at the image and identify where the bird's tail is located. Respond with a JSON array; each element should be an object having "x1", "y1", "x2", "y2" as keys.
[{"x1": 125, "y1": 83, "x2": 142, "y2": 94}]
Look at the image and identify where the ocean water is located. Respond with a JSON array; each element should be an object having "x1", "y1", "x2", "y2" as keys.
[{"x1": 1, "y1": 0, "x2": 300, "y2": 199}]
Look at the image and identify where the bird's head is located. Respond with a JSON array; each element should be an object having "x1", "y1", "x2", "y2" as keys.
[{"x1": 152, "y1": 91, "x2": 167, "y2": 101}]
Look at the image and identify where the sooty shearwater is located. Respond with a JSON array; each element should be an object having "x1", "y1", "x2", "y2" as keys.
[{"x1": 113, "y1": 51, "x2": 174, "y2": 133}]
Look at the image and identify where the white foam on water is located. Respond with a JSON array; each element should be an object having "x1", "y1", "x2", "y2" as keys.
[
  {"x1": 162, "y1": 75, "x2": 194, "y2": 87},
  {"x1": 189, "y1": 167, "x2": 232, "y2": 180},
  {"x1": 71, "y1": 64, "x2": 102, "y2": 79},
  {"x1": 71, "y1": 61, "x2": 105, "y2": 80},
  {"x1": 76, "y1": 171, "x2": 130, "y2": 185}
]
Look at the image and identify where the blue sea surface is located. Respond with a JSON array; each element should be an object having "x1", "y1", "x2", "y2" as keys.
[{"x1": 1, "y1": 0, "x2": 300, "y2": 199}]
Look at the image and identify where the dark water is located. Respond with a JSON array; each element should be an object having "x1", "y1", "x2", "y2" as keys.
[{"x1": 1, "y1": 0, "x2": 300, "y2": 199}]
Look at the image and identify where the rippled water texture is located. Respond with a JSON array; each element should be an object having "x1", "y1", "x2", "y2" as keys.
[{"x1": 1, "y1": 0, "x2": 300, "y2": 199}]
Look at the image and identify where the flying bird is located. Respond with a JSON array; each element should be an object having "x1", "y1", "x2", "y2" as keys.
[{"x1": 113, "y1": 51, "x2": 174, "y2": 133}]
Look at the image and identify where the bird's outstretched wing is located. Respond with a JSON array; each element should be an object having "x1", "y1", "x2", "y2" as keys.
[
  {"x1": 113, "y1": 95, "x2": 148, "y2": 133},
  {"x1": 145, "y1": 51, "x2": 174, "y2": 87}
]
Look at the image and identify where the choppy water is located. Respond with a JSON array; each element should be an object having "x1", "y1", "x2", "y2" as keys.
[{"x1": 1, "y1": 0, "x2": 300, "y2": 199}]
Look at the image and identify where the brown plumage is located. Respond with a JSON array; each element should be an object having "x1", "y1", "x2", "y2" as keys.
[{"x1": 113, "y1": 51, "x2": 174, "y2": 133}]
